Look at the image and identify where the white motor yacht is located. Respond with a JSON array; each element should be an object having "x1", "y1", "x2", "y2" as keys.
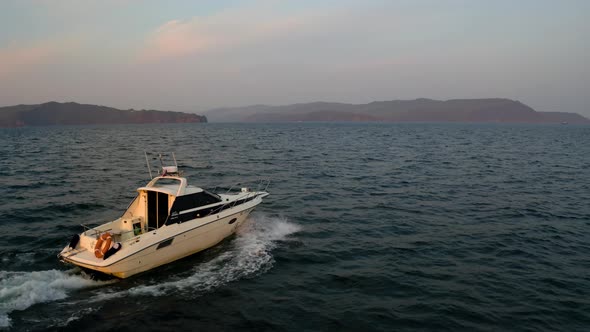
[{"x1": 58, "y1": 153, "x2": 269, "y2": 278}]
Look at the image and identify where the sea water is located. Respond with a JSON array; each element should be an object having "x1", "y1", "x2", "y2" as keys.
[{"x1": 0, "y1": 123, "x2": 589, "y2": 331}]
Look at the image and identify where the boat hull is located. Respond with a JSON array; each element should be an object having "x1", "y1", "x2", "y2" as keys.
[{"x1": 62, "y1": 209, "x2": 253, "y2": 278}]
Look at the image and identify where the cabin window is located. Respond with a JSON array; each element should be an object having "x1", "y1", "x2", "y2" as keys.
[
  {"x1": 133, "y1": 222, "x2": 142, "y2": 236},
  {"x1": 171, "y1": 192, "x2": 221, "y2": 212},
  {"x1": 165, "y1": 191, "x2": 222, "y2": 225}
]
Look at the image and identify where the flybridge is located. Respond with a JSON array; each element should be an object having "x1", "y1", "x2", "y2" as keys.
[{"x1": 144, "y1": 151, "x2": 181, "y2": 179}]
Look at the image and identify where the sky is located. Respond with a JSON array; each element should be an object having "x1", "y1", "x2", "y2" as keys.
[{"x1": 0, "y1": 0, "x2": 588, "y2": 116}]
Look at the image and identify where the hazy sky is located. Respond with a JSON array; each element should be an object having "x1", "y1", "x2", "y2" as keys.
[{"x1": 0, "y1": 0, "x2": 588, "y2": 116}]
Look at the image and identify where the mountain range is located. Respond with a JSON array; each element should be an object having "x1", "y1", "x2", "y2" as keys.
[
  {"x1": 1, "y1": 99, "x2": 588, "y2": 127},
  {"x1": 0, "y1": 102, "x2": 207, "y2": 127},
  {"x1": 205, "y1": 98, "x2": 590, "y2": 124}
]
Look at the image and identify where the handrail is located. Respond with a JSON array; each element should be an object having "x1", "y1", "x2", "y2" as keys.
[
  {"x1": 226, "y1": 183, "x2": 241, "y2": 194},
  {"x1": 204, "y1": 181, "x2": 269, "y2": 218},
  {"x1": 83, "y1": 227, "x2": 113, "y2": 237},
  {"x1": 256, "y1": 179, "x2": 271, "y2": 192},
  {"x1": 212, "y1": 179, "x2": 270, "y2": 195},
  {"x1": 81, "y1": 223, "x2": 138, "y2": 238},
  {"x1": 80, "y1": 223, "x2": 102, "y2": 237}
]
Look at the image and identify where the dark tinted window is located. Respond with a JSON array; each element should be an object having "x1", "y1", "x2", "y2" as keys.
[{"x1": 172, "y1": 192, "x2": 221, "y2": 212}]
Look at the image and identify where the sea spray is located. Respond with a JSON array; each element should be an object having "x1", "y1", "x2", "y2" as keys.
[{"x1": 0, "y1": 269, "x2": 113, "y2": 328}]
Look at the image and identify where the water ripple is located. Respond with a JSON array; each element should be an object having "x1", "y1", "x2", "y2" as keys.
[{"x1": 0, "y1": 123, "x2": 589, "y2": 331}]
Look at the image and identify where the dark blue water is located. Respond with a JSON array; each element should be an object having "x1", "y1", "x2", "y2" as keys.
[{"x1": 1, "y1": 123, "x2": 589, "y2": 331}]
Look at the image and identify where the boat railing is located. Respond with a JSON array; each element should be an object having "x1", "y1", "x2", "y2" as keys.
[
  {"x1": 81, "y1": 223, "x2": 141, "y2": 239},
  {"x1": 80, "y1": 223, "x2": 104, "y2": 237},
  {"x1": 205, "y1": 179, "x2": 270, "y2": 218},
  {"x1": 211, "y1": 179, "x2": 270, "y2": 195},
  {"x1": 257, "y1": 179, "x2": 271, "y2": 192},
  {"x1": 145, "y1": 151, "x2": 179, "y2": 179}
]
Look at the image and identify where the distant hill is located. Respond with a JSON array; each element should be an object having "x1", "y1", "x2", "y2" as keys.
[
  {"x1": 205, "y1": 99, "x2": 590, "y2": 124},
  {"x1": 0, "y1": 102, "x2": 207, "y2": 127}
]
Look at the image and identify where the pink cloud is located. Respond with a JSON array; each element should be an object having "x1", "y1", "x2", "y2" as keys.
[
  {"x1": 0, "y1": 42, "x2": 62, "y2": 77},
  {"x1": 139, "y1": 4, "x2": 304, "y2": 62},
  {"x1": 142, "y1": 19, "x2": 215, "y2": 60}
]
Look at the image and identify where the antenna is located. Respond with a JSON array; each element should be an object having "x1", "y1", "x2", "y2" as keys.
[
  {"x1": 144, "y1": 151, "x2": 153, "y2": 179},
  {"x1": 158, "y1": 153, "x2": 164, "y2": 170}
]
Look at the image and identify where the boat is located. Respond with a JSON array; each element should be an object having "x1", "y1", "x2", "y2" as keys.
[{"x1": 58, "y1": 153, "x2": 269, "y2": 278}]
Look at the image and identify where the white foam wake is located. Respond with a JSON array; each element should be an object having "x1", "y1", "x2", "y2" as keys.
[
  {"x1": 97, "y1": 213, "x2": 301, "y2": 299},
  {"x1": 0, "y1": 269, "x2": 112, "y2": 328}
]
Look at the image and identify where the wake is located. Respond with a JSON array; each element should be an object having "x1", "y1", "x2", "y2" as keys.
[{"x1": 0, "y1": 269, "x2": 112, "y2": 328}]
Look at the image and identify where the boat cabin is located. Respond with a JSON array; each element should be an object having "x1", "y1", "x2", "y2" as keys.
[
  {"x1": 137, "y1": 176, "x2": 187, "y2": 231},
  {"x1": 118, "y1": 175, "x2": 223, "y2": 238}
]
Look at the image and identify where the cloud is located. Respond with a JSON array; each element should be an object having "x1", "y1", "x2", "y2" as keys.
[
  {"x1": 139, "y1": 3, "x2": 306, "y2": 62},
  {"x1": 142, "y1": 19, "x2": 214, "y2": 60},
  {"x1": 0, "y1": 41, "x2": 66, "y2": 78}
]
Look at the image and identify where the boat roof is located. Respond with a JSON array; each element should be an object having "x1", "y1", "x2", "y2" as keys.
[{"x1": 136, "y1": 175, "x2": 203, "y2": 196}]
